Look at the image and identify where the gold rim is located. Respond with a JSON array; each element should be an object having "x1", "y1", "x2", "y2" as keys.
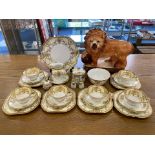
[
  {"x1": 77, "y1": 88, "x2": 113, "y2": 113},
  {"x1": 117, "y1": 91, "x2": 148, "y2": 113},
  {"x1": 41, "y1": 85, "x2": 76, "y2": 113},
  {"x1": 19, "y1": 71, "x2": 49, "y2": 87},
  {"x1": 2, "y1": 89, "x2": 41, "y2": 115},
  {"x1": 110, "y1": 74, "x2": 141, "y2": 89},
  {"x1": 40, "y1": 37, "x2": 79, "y2": 71},
  {"x1": 113, "y1": 91, "x2": 152, "y2": 118}
]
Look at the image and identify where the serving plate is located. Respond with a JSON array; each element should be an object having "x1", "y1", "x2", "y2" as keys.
[
  {"x1": 41, "y1": 85, "x2": 76, "y2": 113},
  {"x1": 40, "y1": 37, "x2": 79, "y2": 71},
  {"x1": 2, "y1": 87, "x2": 41, "y2": 115},
  {"x1": 78, "y1": 85, "x2": 113, "y2": 113},
  {"x1": 113, "y1": 90, "x2": 152, "y2": 118}
]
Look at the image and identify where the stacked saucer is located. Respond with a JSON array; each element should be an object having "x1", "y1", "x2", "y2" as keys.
[
  {"x1": 41, "y1": 85, "x2": 76, "y2": 113},
  {"x1": 78, "y1": 85, "x2": 113, "y2": 113},
  {"x1": 2, "y1": 87, "x2": 41, "y2": 115},
  {"x1": 19, "y1": 67, "x2": 49, "y2": 87},
  {"x1": 110, "y1": 70, "x2": 141, "y2": 89},
  {"x1": 113, "y1": 88, "x2": 152, "y2": 118}
]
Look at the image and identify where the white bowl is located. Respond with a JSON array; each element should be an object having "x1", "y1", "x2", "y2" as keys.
[{"x1": 87, "y1": 68, "x2": 110, "y2": 85}]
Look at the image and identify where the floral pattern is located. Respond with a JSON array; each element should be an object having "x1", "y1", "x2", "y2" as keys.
[{"x1": 40, "y1": 37, "x2": 79, "y2": 71}]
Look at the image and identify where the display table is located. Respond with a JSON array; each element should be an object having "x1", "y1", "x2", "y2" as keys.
[{"x1": 0, "y1": 54, "x2": 155, "y2": 135}]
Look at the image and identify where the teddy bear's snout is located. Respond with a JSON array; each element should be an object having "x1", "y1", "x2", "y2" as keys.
[{"x1": 92, "y1": 43, "x2": 97, "y2": 50}]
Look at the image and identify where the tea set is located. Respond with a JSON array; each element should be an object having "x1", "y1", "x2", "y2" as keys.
[
  {"x1": 18, "y1": 67, "x2": 49, "y2": 87},
  {"x1": 2, "y1": 37, "x2": 152, "y2": 119},
  {"x1": 2, "y1": 87, "x2": 41, "y2": 115},
  {"x1": 41, "y1": 85, "x2": 76, "y2": 113},
  {"x1": 78, "y1": 85, "x2": 113, "y2": 113}
]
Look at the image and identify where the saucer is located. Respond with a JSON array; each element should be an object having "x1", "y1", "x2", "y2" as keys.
[
  {"x1": 2, "y1": 87, "x2": 41, "y2": 115},
  {"x1": 21, "y1": 72, "x2": 44, "y2": 84},
  {"x1": 113, "y1": 91, "x2": 152, "y2": 118},
  {"x1": 41, "y1": 85, "x2": 76, "y2": 113},
  {"x1": 19, "y1": 68, "x2": 49, "y2": 87},
  {"x1": 78, "y1": 87, "x2": 113, "y2": 113},
  {"x1": 8, "y1": 87, "x2": 38, "y2": 111},
  {"x1": 110, "y1": 74, "x2": 141, "y2": 89},
  {"x1": 114, "y1": 70, "x2": 140, "y2": 87},
  {"x1": 117, "y1": 91, "x2": 148, "y2": 113}
]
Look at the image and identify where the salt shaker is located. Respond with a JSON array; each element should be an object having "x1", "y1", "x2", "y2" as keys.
[{"x1": 71, "y1": 68, "x2": 86, "y2": 89}]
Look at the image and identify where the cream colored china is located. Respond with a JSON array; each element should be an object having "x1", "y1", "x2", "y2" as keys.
[
  {"x1": 51, "y1": 69, "x2": 69, "y2": 84},
  {"x1": 113, "y1": 90, "x2": 152, "y2": 118},
  {"x1": 87, "y1": 85, "x2": 109, "y2": 103},
  {"x1": 23, "y1": 67, "x2": 41, "y2": 81},
  {"x1": 114, "y1": 70, "x2": 139, "y2": 87},
  {"x1": 2, "y1": 87, "x2": 41, "y2": 115},
  {"x1": 78, "y1": 85, "x2": 113, "y2": 113},
  {"x1": 43, "y1": 80, "x2": 52, "y2": 90},
  {"x1": 21, "y1": 73, "x2": 44, "y2": 84},
  {"x1": 49, "y1": 85, "x2": 68, "y2": 102},
  {"x1": 83, "y1": 95, "x2": 110, "y2": 110},
  {"x1": 71, "y1": 68, "x2": 86, "y2": 89},
  {"x1": 110, "y1": 73, "x2": 141, "y2": 90},
  {"x1": 111, "y1": 70, "x2": 141, "y2": 89},
  {"x1": 46, "y1": 93, "x2": 72, "y2": 109},
  {"x1": 8, "y1": 87, "x2": 38, "y2": 110},
  {"x1": 41, "y1": 85, "x2": 76, "y2": 113},
  {"x1": 124, "y1": 89, "x2": 150, "y2": 104},
  {"x1": 19, "y1": 67, "x2": 49, "y2": 87},
  {"x1": 46, "y1": 85, "x2": 72, "y2": 108},
  {"x1": 12, "y1": 87, "x2": 31, "y2": 102},
  {"x1": 117, "y1": 91, "x2": 148, "y2": 112},
  {"x1": 40, "y1": 37, "x2": 79, "y2": 71},
  {"x1": 87, "y1": 68, "x2": 110, "y2": 85}
]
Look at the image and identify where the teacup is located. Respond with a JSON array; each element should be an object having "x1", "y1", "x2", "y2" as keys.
[
  {"x1": 87, "y1": 85, "x2": 109, "y2": 103},
  {"x1": 124, "y1": 88, "x2": 150, "y2": 108},
  {"x1": 24, "y1": 67, "x2": 40, "y2": 81},
  {"x1": 50, "y1": 63, "x2": 64, "y2": 70},
  {"x1": 50, "y1": 85, "x2": 68, "y2": 102},
  {"x1": 52, "y1": 69, "x2": 67, "y2": 77},
  {"x1": 12, "y1": 87, "x2": 31, "y2": 103},
  {"x1": 115, "y1": 70, "x2": 138, "y2": 86}
]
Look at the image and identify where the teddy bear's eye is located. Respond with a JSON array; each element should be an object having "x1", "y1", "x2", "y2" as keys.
[
  {"x1": 90, "y1": 40, "x2": 93, "y2": 42},
  {"x1": 97, "y1": 41, "x2": 100, "y2": 43}
]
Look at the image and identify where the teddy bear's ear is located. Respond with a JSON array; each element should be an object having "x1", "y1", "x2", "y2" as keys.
[
  {"x1": 103, "y1": 31, "x2": 107, "y2": 39},
  {"x1": 84, "y1": 33, "x2": 90, "y2": 41},
  {"x1": 84, "y1": 35, "x2": 87, "y2": 41}
]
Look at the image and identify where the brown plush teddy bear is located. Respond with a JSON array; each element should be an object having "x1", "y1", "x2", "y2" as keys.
[{"x1": 81, "y1": 29, "x2": 134, "y2": 68}]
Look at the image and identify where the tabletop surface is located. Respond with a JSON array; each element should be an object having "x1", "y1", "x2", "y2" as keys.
[{"x1": 0, "y1": 54, "x2": 155, "y2": 135}]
